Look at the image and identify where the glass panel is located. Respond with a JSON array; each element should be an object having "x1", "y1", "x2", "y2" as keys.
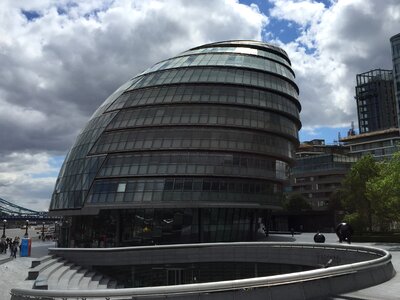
[
  {"x1": 127, "y1": 67, "x2": 298, "y2": 100},
  {"x1": 107, "y1": 105, "x2": 298, "y2": 138}
]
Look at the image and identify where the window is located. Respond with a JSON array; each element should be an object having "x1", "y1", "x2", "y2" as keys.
[
  {"x1": 164, "y1": 180, "x2": 174, "y2": 190},
  {"x1": 117, "y1": 183, "x2": 126, "y2": 193}
]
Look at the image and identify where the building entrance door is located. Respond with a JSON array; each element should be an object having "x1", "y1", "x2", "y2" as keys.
[{"x1": 166, "y1": 268, "x2": 183, "y2": 285}]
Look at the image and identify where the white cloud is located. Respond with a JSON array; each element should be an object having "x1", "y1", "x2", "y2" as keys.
[
  {"x1": 4, "y1": 0, "x2": 400, "y2": 211},
  {"x1": 299, "y1": 125, "x2": 319, "y2": 136},
  {"x1": 0, "y1": 152, "x2": 58, "y2": 211},
  {"x1": 0, "y1": 99, "x2": 47, "y2": 127},
  {"x1": 270, "y1": 0, "x2": 325, "y2": 27},
  {"x1": 268, "y1": 0, "x2": 400, "y2": 129},
  {"x1": 0, "y1": 0, "x2": 268, "y2": 154},
  {"x1": 0, "y1": 0, "x2": 268, "y2": 211}
]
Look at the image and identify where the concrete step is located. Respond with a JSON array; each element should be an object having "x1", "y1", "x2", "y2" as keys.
[
  {"x1": 68, "y1": 269, "x2": 88, "y2": 290},
  {"x1": 34, "y1": 260, "x2": 66, "y2": 290},
  {"x1": 88, "y1": 274, "x2": 103, "y2": 289},
  {"x1": 57, "y1": 265, "x2": 82, "y2": 289},
  {"x1": 98, "y1": 278, "x2": 110, "y2": 289},
  {"x1": 107, "y1": 280, "x2": 117, "y2": 289},
  {"x1": 29, "y1": 257, "x2": 62, "y2": 280},
  {"x1": 29, "y1": 256, "x2": 122, "y2": 291},
  {"x1": 78, "y1": 271, "x2": 96, "y2": 289},
  {"x1": 47, "y1": 263, "x2": 74, "y2": 289},
  {"x1": 31, "y1": 255, "x2": 54, "y2": 268}
]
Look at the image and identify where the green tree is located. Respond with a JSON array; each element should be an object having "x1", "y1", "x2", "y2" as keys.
[
  {"x1": 328, "y1": 189, "x2": 344, "y2": 212},
  {"x1": 367, "y1": 152, "x2": 400, "y2": 230},
  {"x1": 341, "y1": 154, "x2": 379, "y2": 231},
  {"x1": 283, "y1": 193, "x2": 311, "y2": 212}
]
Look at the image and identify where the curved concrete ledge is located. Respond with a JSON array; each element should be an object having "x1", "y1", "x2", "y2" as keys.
[{"x1": 11, "y1": 242, "x2": 395, "y2": 300}]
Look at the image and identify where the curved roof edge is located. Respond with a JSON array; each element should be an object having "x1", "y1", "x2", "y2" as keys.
[
  {"x1": 189, "y1": 40, "x2": 290, "y2": 64},
  {"x1": 390, "y1": 33, "x2": 400, "y2": 42}
]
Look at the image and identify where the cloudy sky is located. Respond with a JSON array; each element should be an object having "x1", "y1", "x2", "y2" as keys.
[{"x1": 0, "y1": 0, "x2": 399, "y2": 211}]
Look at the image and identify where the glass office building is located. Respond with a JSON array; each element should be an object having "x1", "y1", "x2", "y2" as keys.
[
  {"x1": 391, "y1": 33, "x2": 400, "y2": 126},
  {"x1": 49, "y1": 40, "x2": 301, "y2": 247},
  {"x1": 355, "y1": 69, "x2": 397, "y2": 133}
]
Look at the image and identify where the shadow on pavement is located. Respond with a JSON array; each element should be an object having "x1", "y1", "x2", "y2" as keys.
[
  {"x1": 264, "y1": 235, "x2": 296, "y2": 242},
  {"x1": 369, "y1": 243, "x2": 400, "y2": 252},
  {"x1": 329, "y1": 296, "x2": 369, "y2": 300}
]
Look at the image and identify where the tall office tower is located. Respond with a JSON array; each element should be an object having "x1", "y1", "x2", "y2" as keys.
[
  {"x1": 355, "y1": 69, "x2": 397, "y2": 133},
  {"x1": 391, "y1": 33, "x2": 400, "y2": 126},
  {"x1": 49, "y1": 40, "x2": 301, "y2": 247}
]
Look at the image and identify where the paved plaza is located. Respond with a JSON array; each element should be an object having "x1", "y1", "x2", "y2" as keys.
[
  {"x1": 0, "y1": 227, "x2": 56, "y2": 300},
  {"x1": 268, "y1": 232, "x2": 400, "y2": 300},
  {"x1": 0, "y1": 231, "x2": 399, "y2": 300}
]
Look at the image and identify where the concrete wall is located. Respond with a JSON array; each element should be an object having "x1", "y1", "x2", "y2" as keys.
[
  {"x1": 11, "y1": 242, "x2": 395, "y2": 300},
  {"x1": 48, "y1": 242, "x2": 383, "y2": 268}
]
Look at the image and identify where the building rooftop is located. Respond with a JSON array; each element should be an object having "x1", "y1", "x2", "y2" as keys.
[
  {"x1": 340, "y1": 127, "x2": 400, "y2": 142},
  {"x1": 390, "y1": 33, "x2": 400, "y2": 41}
]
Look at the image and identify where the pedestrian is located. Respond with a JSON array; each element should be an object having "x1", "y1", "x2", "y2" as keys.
[
  {"x1": 0, "y1": 237, "x2": 7, "y2": 254},
  {"x1": 336, "y1": 222, "x2": 354, "y2": 244},
  {"x1": 12, "y1": 241, "x2": 17, "y2": 258},
  {"x1": 7, "y1": 238, "x2": 12, "y2": 252},
  {"x1": 290, "y1": 228, "x2": 294, "y2": 237},
  {"x1": 12, "y1": 237, "x2": 20, "y2": 254}
]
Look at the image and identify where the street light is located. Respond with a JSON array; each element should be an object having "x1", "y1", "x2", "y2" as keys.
[
  {"x1": 42, "y1": 222, "x2": 45, "y2": 241},
  {"x1": 1, "y1": 220, "x2": 6, "y2": 238},
  {"x1": 24, "y1": 220, "x2": 29, "y2": 238},
  {"x1": 54, "y1": 221, "x2": 59, "y2": 246}
]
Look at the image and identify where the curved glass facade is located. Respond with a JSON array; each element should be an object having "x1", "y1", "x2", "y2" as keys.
[
  {"x1": 106, "y1": 84, "x2": 300, "y2": 118},
  {"x1": 106, "y1": 105, "x2": 298, "y2": 138},
  {"x1": 179, "y1": 47, "x2": 292, "y2": 68},
  {"x1": 89, "y1": 128, "x2": 295, "y2": 160},
  {"x1": 128, "y1": 67, "x2": 299, "y2": 98},
  {"x1": 50, "y1": 40, "x2": 301, "y2": 247},
  {"x1": 142, "y1": 53, "x2": 295, "y2": 81}
]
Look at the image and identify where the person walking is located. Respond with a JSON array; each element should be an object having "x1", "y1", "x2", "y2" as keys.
[
  {"x1": 14, "y1": 236, "x2": 20, "y2": 253},
  {"x1": 336, "y1": 222, "x2": 354, "y2": 244},
  {"x1": 7, "y1": 238, "x2": 12, "y2": 253},
  {"x1": 0, "y1": 237, "x2": 7, "y2": 254},
  {"x1": 12, "y1": 241, "x2": 18, "y2": 258}
]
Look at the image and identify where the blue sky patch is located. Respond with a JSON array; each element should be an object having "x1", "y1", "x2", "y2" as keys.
[
  {"x1": 299, "y1": 126, "x2": 354, "y2": 144},
  {"x1": 31, "y1": 155, "x2": 65, "y2": 179},
  {"x1": 21, "y1": 10, "x2": 41, "y2": 21},
  {"x1": 267, "y1": 19, "x2": 300, "y2": 43}
]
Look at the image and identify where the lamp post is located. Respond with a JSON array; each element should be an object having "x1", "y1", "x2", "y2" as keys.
[
  {"x1": 54, "y1": 221, "x2": 58, "y2": 238},
  {"x1": 1, "y1": 219, "x2": 6, "y2": 238},
  {"x1": 24, "y1": 220, "x2": 29, "y2": 238},
  {"x1": 42, "y1": 222, "x2": 45, "y2": 241}
]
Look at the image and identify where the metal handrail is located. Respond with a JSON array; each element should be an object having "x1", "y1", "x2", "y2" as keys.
[
  {"x1": 46, "y1": 241, "x2": 388, "y2": 254},
  {"x1": 11, "y1": 242, "x2": 393, "y2": 299}
]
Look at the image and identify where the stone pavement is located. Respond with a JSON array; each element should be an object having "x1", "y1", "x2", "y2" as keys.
[
  {"x1": 0, "y1": 227, "x2": 56, "y2": 300},
  {"x1": 270, "y1": 232, "x2": 400, "y2": 300},
  {"x1": 0, "y1": 232, "x2": 399, "y2": 299}
]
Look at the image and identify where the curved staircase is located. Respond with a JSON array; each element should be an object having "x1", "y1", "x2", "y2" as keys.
[{"x1": 28, "y1": 255, "x2": 122, "y2": 290}]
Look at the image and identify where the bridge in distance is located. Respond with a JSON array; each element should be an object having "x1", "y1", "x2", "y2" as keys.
[{"x1": 0, "y1": 197, "x2": 58, "y2": 221}]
